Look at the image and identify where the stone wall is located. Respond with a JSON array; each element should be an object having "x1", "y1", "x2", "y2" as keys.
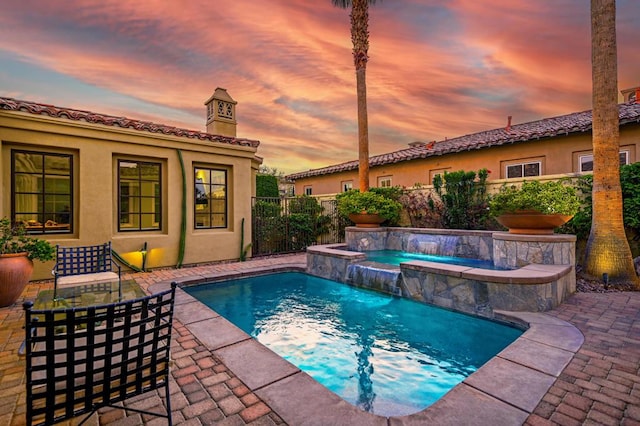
[
  {"x1": 346, "y1": 227, "x2": 494, "y2": 260},
  {"x1": 309, "y1": 227, "x2": 577, "y2": 314}
]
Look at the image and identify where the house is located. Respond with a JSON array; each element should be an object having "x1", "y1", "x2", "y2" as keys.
[
  {"x1": 287, "y1": 88, "x2": 640, "y2": 196},
  {"x1": 0, "y1": 88, "x2": 262, "y2": 280}
]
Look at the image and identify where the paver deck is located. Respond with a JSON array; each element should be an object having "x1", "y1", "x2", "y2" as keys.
[{"x1": 1, "y1": 253, "x2": 639, "y2": 425}]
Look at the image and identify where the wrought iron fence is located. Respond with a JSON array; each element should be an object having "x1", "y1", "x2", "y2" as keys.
[{"x1": 251, "y1": 197, "x2": 344, "y2": 256}]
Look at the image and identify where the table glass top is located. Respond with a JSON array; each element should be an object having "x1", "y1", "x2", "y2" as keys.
[{"x1": 35, "y1": 280, "x2": 146, "y2": 310}]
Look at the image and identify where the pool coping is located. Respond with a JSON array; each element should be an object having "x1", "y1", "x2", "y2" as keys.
[{"x1": 150, "y1": 264, "x2": 584, "y2": 426}]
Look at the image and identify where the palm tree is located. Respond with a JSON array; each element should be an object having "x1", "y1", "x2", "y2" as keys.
[
  {"x1": 332, "y1": 0, "x2": 379, "y2": 192},
  {"x1": 584, "y1": 0, "x2": 639, "y2": 286}
]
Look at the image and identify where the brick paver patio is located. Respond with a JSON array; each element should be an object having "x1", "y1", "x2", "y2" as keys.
[{"x1": 1, "y1": 253, "x2": 639, "y2": 425}]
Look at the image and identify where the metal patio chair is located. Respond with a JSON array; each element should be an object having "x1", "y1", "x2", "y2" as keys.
[
  {"x1": 23, "y1": 282, "x2": 177, "y2": 426},
  {"x1": 52, "y1": 242, "x2": 121, "y2": 300}
]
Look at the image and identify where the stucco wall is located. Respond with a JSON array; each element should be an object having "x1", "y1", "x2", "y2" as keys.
[
  {"x1": 293, "y1": 128, "x2": 640, "y2": 195},
  {"x1": 1, "y1": 110, "x2": 260, "y2": 280}
]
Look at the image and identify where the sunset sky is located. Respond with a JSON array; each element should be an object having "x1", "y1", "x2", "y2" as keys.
[{"x1": 1, "y1": 0, "x2": 638, "y2": 174}]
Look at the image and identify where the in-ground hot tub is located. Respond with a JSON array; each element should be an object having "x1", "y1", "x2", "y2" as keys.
[{"x1": 307, "y1": 227, "x2": 576, "y2": 315}]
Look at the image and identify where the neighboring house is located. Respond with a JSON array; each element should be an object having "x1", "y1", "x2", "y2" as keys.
[
  {"x1": 0, "y1": 88, "x2": 262, "y2": 280},
  {"x1": 287, "y1": 88, "x2": 640, "y2": 196}
]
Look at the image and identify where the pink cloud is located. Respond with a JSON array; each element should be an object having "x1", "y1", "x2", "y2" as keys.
[{"x1": 0, "y1": 0, "x2": 637, "y2": 173}]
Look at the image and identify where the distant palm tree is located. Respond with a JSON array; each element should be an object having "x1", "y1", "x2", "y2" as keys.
[
  {"x1": 332, "y1": 0, "x2": 379, "y2": 192},
  {"x1": 584, "y1": 0, "x2": 639, "y2": 285}
]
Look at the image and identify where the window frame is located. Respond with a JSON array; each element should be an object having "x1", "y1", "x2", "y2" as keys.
[
  {"x1": 505, "y1": 161, "x2": 541, "y2": 179},
  {"x1": 341, "y1": 180, "x2": 353, "y2": 192},
  {"x1": 377, "y1": 176, "x2": 392, "y2": 188},
  {"x1": 194, "y1": 166, "x2": 228, "y2": 230},
  {"x1": 304, "y1": 186, "x2": 312, "y2": 195},
  {"x1": 578, "y1": 150, "x2": 630, "y2": 173},
  {"x1": 11, "y1": 149, "x2": 73, "y2": 235},
  {"x1": 117, "y1": 159, "x2": 162, "y2": 232}
]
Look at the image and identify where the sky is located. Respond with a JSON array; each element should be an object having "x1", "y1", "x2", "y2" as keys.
[{"x1": 1, "y1": 1, "x2": 638, "y2": 175}]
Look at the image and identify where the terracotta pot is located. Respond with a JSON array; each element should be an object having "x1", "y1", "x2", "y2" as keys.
[
  {"x1": 496, "y1": 212, "x2": 573, "y2": 235},
  {"x1": 348, "y1": 213, "x2": 385, "y2": 228},
  {"x1": 0, "y1": 252, "x2": 34, "y2": 307}
]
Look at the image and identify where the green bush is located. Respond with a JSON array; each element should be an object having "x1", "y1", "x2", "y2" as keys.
[
  {"x1": 336, "y1": 190, "x2": 402, "y2": 225},
  {"x1": 432, "y1": 168, "x2": 492, "y2": 230},
  {"x1": 256, "y1": 174, "x2": 279, "y2": 197},
  {"x1": 488, "y1": 180, "x2": 580, "y2": 217},
  {"x1": 0, "y1": 218, "x2": 55, "y2": 261}
]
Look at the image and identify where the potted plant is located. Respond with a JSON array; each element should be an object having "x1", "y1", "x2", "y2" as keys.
[
  {"x1": 0, "y1": 218, "x2": 56, "y2": 307},
  {"x1": 488, "y1": 180, "x2": 580, "y2": 234},
  {"x1": 336, "y1": 190, "x2": 402, "y2": 228}
]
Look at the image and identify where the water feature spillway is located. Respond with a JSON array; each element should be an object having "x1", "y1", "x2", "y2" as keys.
[{"x1": 346, "y1": 262, "x2": 402, "y2": 296}]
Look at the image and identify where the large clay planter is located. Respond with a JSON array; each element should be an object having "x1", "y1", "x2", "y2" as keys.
[
  {"x1": 0, "y1": 252, "x2": 34, "y2": 307},
  {"x1": 348, "y1": 213, "x2": 385, "y2": 228},
  {"x1": 496, "y1": 212, "x2": 573, "y2": 235}
]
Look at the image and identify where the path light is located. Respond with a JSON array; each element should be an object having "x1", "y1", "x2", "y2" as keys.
[{"x1": 139, "y1": 241, "x2": 148, "y2": 272}]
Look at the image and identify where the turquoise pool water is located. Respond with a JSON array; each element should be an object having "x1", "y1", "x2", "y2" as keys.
[
  {"x1": 185, "y1": 272, "x2": 522, "y2": 416},
  {"x1": 364, "y1": 249, "x2": 506, "y2": 270}
]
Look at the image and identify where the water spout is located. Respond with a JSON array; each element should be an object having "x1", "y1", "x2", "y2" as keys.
[{"x1": 347, "y1": 263, "x2": 402, "y2": 296}]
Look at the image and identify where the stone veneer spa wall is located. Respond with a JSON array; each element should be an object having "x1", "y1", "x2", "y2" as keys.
[{"x1": 307, "y1": 227, "x2": 576, "y2": 315}]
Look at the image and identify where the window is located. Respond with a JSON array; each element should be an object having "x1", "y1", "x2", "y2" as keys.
[
  {"x1": 12, "y1": 150, "x2": 73, "y2": 234},
  {"x1": 118, "y1": 160, "x2": 161, "y2": 231},
  {"x1": 506, "y1": 162, "x2": 540, "y2": 178},
  {"x1": 579, "y1": 155, "x2": 593, "y2": 172},
  {"x1": 341, "y1": 181, "x2": 353, "y2": 192},
  {"x1": 429, "y1": 168, "x2": 450, "y2": 184},
  {"x1": 304, "y1": 186, "x2": 312, "y2": 195},
  {"x1": 579, "y1": 151, "x2": 630, "y2": 172},
  {"x1": 194, "y1": 167, "x2": 227, "y2": 229},
  {"x1": 378, "y1": 176, "x2": 392, "y2": 188}
]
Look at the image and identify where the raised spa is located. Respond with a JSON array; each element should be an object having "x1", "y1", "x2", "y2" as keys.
[{"x1": 185, "y1": 272, "x2": 522, "y2": 416}]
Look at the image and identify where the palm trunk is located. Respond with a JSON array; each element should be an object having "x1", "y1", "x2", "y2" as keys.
[
  {"x1": 351, "y1": 0, "x2": 370, "y2": 192},
  {"x1": 584, "y1": 0, "x2": 639, "y2": 285},
  {"x1": 356, "y1": 67, "x2": 369, "y2": 191}
]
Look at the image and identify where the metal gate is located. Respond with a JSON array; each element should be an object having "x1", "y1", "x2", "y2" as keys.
[{"x1": 251, "y1": 197, "x2": 345, "y2": 256}]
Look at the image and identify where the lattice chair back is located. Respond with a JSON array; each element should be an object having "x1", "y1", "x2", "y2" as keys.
[
  {"x1": 23, "y1": 282, "x2": 177, "y2": 426},
  {"x1": 53, "y1": 242, "x2": 122, "y2": 298},
  {"x1": 55, "y1": 242, "x2": 115, "y2": 276}
]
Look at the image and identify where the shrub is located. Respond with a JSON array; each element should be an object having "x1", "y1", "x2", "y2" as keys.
[
  {"x1": 256, "y1": 174, "x2": 279, "y2": 197},
  {"x1": 336, "y1": 190, "x2": 402, "y2": 225},
  {"x1": 488, "y1": 180, "x2": 580, "y2": 217},
  {"x1": 432, "y1": 168, "x2": 492, "y2": 230}
]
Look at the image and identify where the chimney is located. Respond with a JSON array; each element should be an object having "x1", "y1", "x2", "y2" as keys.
[
  {"x1": 506, "y1": 115, "x2": 512, "y2": 132},
  {"x1": 620, "y1": 85, "x2": 640, "y2": 103},
  {"x1": 204, "y1": 88, "x2": 237, "y2": 137}
]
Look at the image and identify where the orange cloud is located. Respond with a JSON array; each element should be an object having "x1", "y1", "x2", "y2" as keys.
[{"x1": 0, "y1": 0, "x2": 637, "y2": 173}]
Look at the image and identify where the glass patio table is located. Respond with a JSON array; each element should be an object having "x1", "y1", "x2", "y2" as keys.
[{"x1": 34, "y1": 280, "x2": 146, "y2": 310}]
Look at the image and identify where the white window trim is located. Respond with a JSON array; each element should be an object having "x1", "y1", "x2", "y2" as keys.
[
  {"x1": 579, "y1": 150, "x2": 630, "y2": 173},
  {"x1": 505, "y1": 161, "x2": 541, "y2": 179},
  {"x1": 378, "y1": 176, "x2": 392, "y2": 188}
]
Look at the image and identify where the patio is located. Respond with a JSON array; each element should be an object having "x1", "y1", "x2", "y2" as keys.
[{"x1": 2, "y1": 253, "x2": 640, "y2": 425}]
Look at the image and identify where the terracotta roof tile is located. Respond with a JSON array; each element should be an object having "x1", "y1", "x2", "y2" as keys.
[
  {"x1": 0, "y1": 97, "x2": 260, "y2": 148},
  {"x1": 286, "y1": 102, "x2": 640, "y2": 180}
]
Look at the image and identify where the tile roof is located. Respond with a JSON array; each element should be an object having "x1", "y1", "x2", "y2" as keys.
[
  {"x1": 286, "y1": 102, "x2": 640, "y2": 180},
  {"x1": 0, "y1": 96, "x2": 260, "y2": 148}
]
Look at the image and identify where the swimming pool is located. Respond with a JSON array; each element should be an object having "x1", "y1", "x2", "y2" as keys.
[
  {"x1": 363, "y1": 249, "x2": 507, "y2": 270},
  {"x1": 185, "y1": 272, "x2": 522, "y2": 416}
]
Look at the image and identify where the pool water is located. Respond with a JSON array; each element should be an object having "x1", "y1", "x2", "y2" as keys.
[
  {"x1": 364, "y1": 249, "x2": 506, "y2": 270},
  {"x1": 185, "y1": 272, "x2": 522, "y2": 416}
]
